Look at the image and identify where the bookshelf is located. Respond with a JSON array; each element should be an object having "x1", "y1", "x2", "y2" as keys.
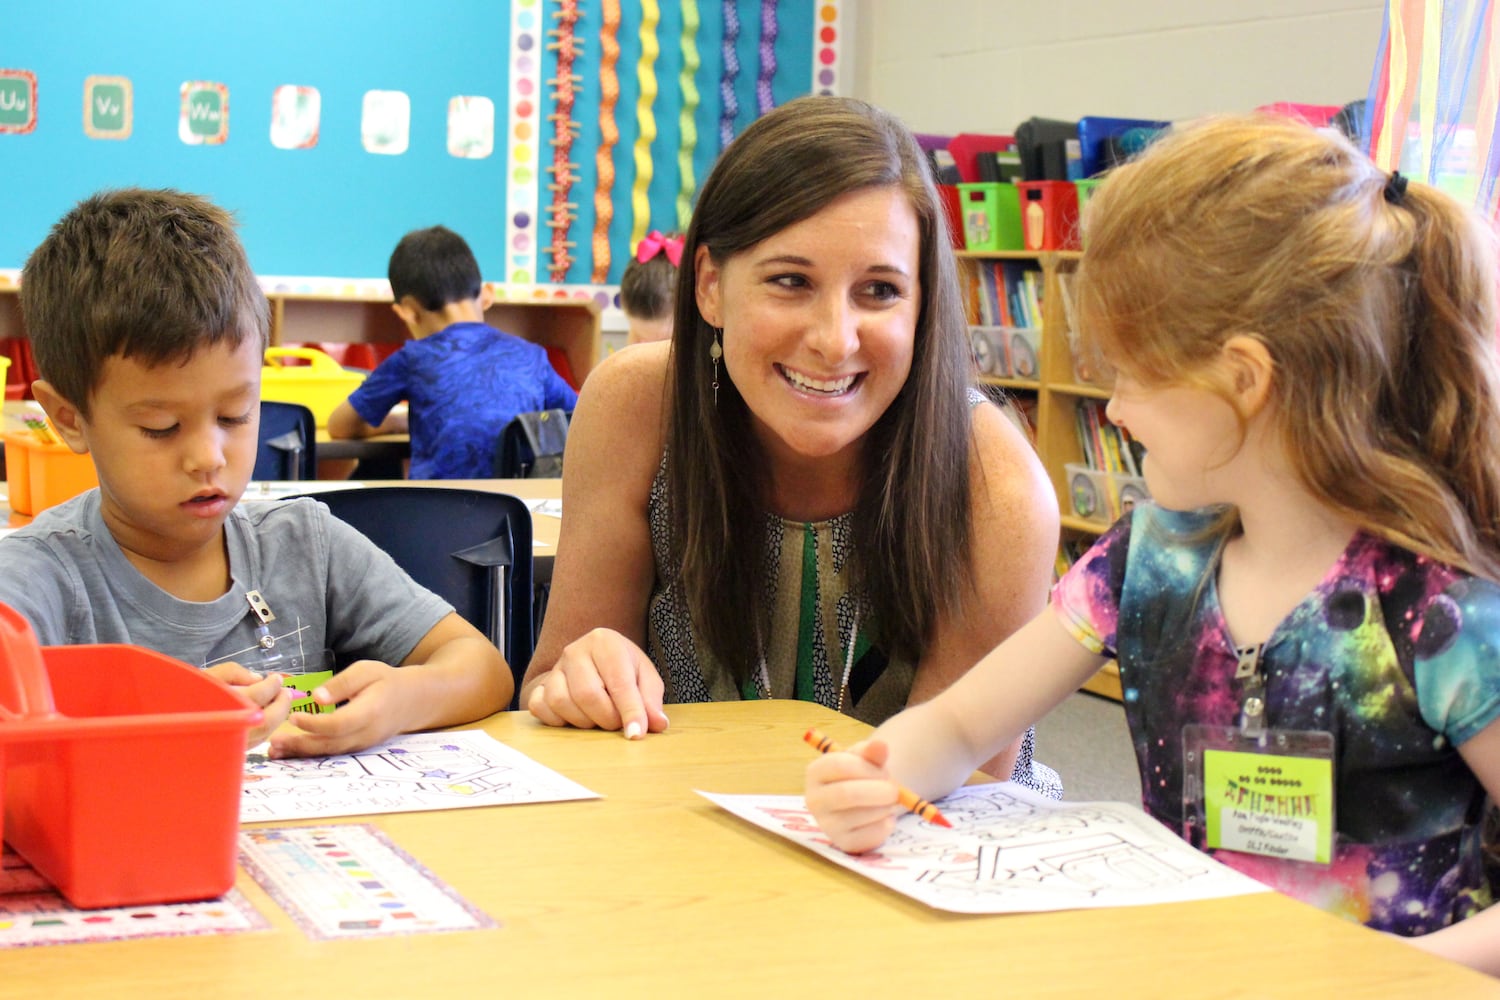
[
  {"x1": 959, "y1": 248, "x2": 1124, "y2": 701},
  {"x1": 268, "y1": 293, "x2": 601, "y2": 385}
]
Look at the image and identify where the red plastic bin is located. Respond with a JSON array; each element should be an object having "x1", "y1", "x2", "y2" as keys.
[
  {"x1": 0, "y1": 604, "x2": 259, "y2": 908},
  {"x1": 1018, "y1": 180, "x2": 1081, "y2": 251}
]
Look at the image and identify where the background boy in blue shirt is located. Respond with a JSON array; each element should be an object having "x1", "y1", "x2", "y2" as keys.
[
  {"x1": 328, "y1": 226, "x2": 578, "y2": 478},
  {"x1": 1, "y1": 189, "x2": 512, "y2": 756}
]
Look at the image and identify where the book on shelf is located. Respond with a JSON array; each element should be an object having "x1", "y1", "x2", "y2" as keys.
[
  {"x1": 1055, "y1": 269, "x2": 1106, "y2": 385},
  {"x1": 1054, "y1": 535, "x2": 1094, "y2": 580},
  {"x1": 1072, "y1": 398, "x2": 1144, "y2": 476},
  {"x1": 964, "y1": 260, "x2": 1042, "y2": 330}
]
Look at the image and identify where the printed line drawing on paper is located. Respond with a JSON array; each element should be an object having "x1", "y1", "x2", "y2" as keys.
[
  {"x1": 701, "y1": 782, "x2": 1267, "y2": 914},
  {"x1": 242, "y1": 730, "x2": 598, "y2": 823}
]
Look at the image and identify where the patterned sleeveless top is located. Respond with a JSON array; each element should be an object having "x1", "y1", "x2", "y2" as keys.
[{"x1": 643, "y1": 389, "x2": 1061, "y2": 797}]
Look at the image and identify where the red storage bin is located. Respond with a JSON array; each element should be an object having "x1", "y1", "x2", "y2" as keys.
[
  {"x1": 937, "y1": 184, "x2": 965, "y2": 249},
  {"x1": 948, "y1": 133, "x2": 1016, "y2": 184},
  {"x1": 1018, "y1": 181, "x2": 1081, "y2": 251},
  {"x1": 0, "y1": 604, "x2": 260, "y2": 908},
  {"x1": 1255, "y1": 102, "x2": 1341, "y2": 127}
]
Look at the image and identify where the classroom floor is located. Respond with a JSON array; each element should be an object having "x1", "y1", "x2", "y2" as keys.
[{"x1": 1032, "y1": 692, "x2": 1142, "y2": 803}]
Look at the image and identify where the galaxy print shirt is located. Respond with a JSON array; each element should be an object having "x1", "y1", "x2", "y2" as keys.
[{"x1": 1052, "y1": 504, "x2": 1500, "y2": 935}]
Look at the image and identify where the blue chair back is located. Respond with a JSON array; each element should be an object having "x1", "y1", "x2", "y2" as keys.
[
  {"x1": 255, "y1": 401, "x2": 316, "y2": 480},
  {"x1": 301, "y1": 486, "x2": 533, "y2": 704}
]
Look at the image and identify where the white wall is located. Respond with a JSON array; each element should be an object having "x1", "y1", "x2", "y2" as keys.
[{"x1": 850, "y1": 1, "x2": 1386, "y2": 135}]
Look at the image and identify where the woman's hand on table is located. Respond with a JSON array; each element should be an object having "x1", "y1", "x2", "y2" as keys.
[{"x1": 526, "y1": 627, "x2": 671, "y2": 738}]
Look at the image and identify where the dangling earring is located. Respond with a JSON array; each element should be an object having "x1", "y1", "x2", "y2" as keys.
[{"x1": 709, "y1": 328, "x2": 723, "y2": 406}]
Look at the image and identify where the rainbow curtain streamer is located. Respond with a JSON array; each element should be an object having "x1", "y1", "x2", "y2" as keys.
[
  {"x1": 544, "y1": 0, "x2": 583, "y2": 282},
  {"x1": 755, "y1": 0, "x2": 778, "y2": 116},
  {"x1": 676, "y1": 0, "x2": 702, "y2": 231},
  {"x1": 591, "y1": 0, "x2": 622, "y2": 283},
  {"x1": 631, "y1": 0, "x2": 662, "y2": 253},
  {"x1": 1366, "y1": 0, "x2": 1500, "y2": 219},
  {"x1": 718, "y1": 0, "x2": 741, "y2": 149}
]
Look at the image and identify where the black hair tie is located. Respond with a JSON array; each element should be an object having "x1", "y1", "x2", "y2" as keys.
[{"x1": 1384, "y1": 170, "x2": 1409, "y2": 204}]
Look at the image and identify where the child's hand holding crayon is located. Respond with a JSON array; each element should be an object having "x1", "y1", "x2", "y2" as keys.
[
  {"x1": 804, "y1": 728, "x2": 951, "y2": 855},
  {"x1": 266, "y1": 658, "x2": 405, "y2": 759},
  {"x1": 204, "y1": 661, "x2": 295, "y2": 746}
]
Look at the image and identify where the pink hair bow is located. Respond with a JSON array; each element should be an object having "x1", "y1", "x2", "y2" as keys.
[{"x1": 636, "y1": 230, "x2": 684, "y2": 267}]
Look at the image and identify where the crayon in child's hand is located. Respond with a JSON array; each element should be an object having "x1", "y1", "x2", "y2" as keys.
[{"x1": 803, "y1": 727, "x2": 953, "y2": 828}]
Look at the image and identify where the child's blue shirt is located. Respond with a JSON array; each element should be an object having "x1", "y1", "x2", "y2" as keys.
[{"x1": 348, "y1": 321, "x2": 578, "y2": 479}]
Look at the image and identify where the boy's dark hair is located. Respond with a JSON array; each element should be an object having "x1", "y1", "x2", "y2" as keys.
[
  {"x1": 21, "y1": 187, "x2": 269, "y2": 417},
  {"x1": 388, "y1": 225, "x2": 484, "y2": 311},
  {"x1": 620, "y1": 238, "x2": 680, "y2": 320}
]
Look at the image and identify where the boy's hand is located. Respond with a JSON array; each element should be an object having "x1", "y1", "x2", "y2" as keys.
[
  {"x1": 804, "y1": 738, "x2": 904, "y2": 854},
  {"x1": 265, "y1": 659, "x2": 406, "y2": 759},
  {"x1": 204, "y1": 661, "x2": 293, "y2": 746},
  {"x1": 526, "y1": 627, "x2": 670, "y2": 739}
]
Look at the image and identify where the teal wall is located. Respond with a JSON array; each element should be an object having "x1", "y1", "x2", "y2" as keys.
[{"x1": 2, "y1": 0, "x2": 814, "y2": 282}]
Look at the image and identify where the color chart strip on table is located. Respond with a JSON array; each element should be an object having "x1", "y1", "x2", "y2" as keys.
[
  {"x1": 0, "y1": 848, "x2": 269, "y2": 948},
  {"x1": 239, "y1": 825, "x2": 498, "y2": 941}
]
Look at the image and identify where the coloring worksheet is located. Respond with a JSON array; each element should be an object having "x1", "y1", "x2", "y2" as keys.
[
  {"x1": 242, "y1": 730, "x2": 598, "y2": 823},
  {"x1": 700, "y1": 782, "x2": 1268, "y2": 914}
]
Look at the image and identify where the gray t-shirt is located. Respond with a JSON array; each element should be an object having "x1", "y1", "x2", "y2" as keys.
[{"x1": 0, "y1": 490, "x2": 451, "y2": 674}]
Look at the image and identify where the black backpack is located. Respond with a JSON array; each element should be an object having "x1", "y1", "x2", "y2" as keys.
[{"x1": 496, "y1": 409, "x2": 571, "y2": 478}]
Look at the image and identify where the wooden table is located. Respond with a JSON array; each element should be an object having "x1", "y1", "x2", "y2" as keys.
[
  {"x1": 4, "y1": 701, "x2": 1494, "y2": 998},
  {"x1": 314, "y1": 428, "x2": 410, "y2": 463}
]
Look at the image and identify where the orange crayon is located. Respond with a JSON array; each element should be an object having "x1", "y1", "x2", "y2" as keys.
[{"x1": 803, "y1": 728, "x2": 953, "y2": 828}]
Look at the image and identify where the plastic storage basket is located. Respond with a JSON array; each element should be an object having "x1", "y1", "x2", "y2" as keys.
[
  {"x1": 956, "y1": 182, "x2": 1023, "y2": 252},
  {"x1": 261, "y1": 346, "x2": 366, "y2": 427},
  {"x1": 0, "y1": 603, "x2": 259, "y2": 908},
  {"x1": 2, "y1": 430, "x2": 98, "y2": 517}
]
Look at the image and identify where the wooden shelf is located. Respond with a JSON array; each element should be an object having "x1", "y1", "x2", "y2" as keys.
[
  {"x1": 959, "y1": 247, "x2": 1122, "y2": 700},
  {"x1": 979, "y1": 375, "x2": 1041, "y2": 392},
  {"x1": 1050, "y1": 380, "x2": 1112, "y2": 400},
  {"x1": 1060, "y1": 514, "x2": 1108, "y2": 535},
  {"x1": 1079, "y1": 661, "x2": 1123, "y2": 700},
  {"x1": 269, "y1": 292, "x2": 601, "y2": 385},
  {"x1": 0, "y1": 286, "x2": 602, "y2": 387}
]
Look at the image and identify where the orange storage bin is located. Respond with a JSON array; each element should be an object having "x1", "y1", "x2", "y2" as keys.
[
  {"x1": 0, "y1": 604, "x2": 259, "y2": 908},
  {"x1": 3, "y1": 431, "x2": 98, "y2": 517},
  {"x1": 1018, "y1": 180, "x2": 1081, "y2": 251}
]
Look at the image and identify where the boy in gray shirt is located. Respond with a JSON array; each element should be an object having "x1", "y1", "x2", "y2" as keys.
[{"x1": 1, "y1": 188, "x2": 512, "y2": 755}]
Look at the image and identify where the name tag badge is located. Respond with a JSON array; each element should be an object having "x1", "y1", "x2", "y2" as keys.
[{"x1": 1184, "y1": 726, "x2": 1335, "y2": 865}]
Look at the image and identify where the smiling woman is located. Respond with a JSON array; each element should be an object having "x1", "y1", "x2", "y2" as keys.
[{"x1": 520, "y1": 96, "x2": 1062, "y2": 793}]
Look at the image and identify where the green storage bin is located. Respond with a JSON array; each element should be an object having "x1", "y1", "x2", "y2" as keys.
[
  {"x1": 957, "y1": 182, "x2": 1023, "y2": 252},
  {"x1": 1075, "y1": 179, "x2": 1101, "y2": 248}
]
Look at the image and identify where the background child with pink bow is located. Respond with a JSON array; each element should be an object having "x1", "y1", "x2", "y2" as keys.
[{"x1": 622, "y1": 230, "x2": 683, "y2": 346}]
